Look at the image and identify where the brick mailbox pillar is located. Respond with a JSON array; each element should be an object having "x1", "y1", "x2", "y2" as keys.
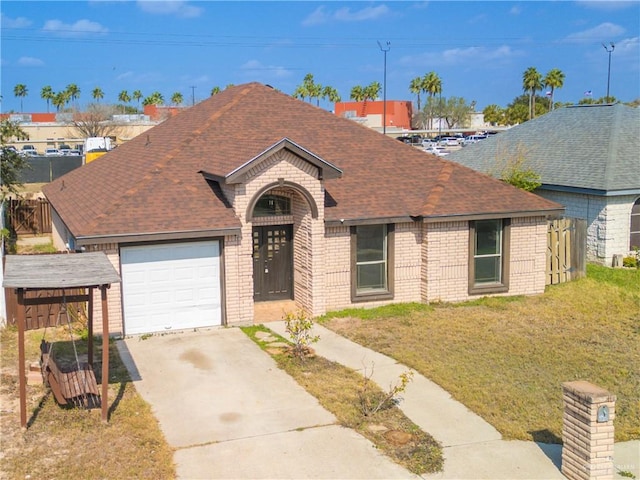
[{"x1": 562, "y1": 381, "x2": 616, "y2": 480}]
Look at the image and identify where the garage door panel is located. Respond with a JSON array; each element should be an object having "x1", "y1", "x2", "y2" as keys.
[{"x1": 121, "y1": 241, "x2": 222, "y2": 335}]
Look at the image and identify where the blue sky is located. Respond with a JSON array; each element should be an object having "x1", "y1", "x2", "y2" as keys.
[{"x1": 2, "y1": 1, "x2": 639, "y2": 114}]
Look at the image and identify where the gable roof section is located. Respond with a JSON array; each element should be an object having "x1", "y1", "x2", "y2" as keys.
[
  {"x1": 449, "y1": 104, "x2": 640, "y2": 195},
  {"x1": 44, "y1": 83, "x2": 562, "y2": 243}
]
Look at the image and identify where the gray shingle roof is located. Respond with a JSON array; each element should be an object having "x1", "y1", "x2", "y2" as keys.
[{"x1": 449, "y1": 104, "x2": 640, "y2": 194}]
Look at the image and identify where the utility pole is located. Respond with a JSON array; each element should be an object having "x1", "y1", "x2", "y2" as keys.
[
  {"x1": 377, "y1": 41, "x2": 390, "y2": 134},
  {"x1": 190, "y1": 86, "x2": 196, "y2": 106},
  {"x1": 602, "y1": 43, "x2": 614, "y2": 103}
]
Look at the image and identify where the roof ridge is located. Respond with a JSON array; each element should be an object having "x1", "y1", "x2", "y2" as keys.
[
  {"x1": 419, "y1": 160, "x2": 454, "y2": 216},
  {"x1": 84, "y1": 85, "x2": 258, "y2": 232}
]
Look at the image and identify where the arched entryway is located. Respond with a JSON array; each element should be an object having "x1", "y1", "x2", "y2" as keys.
[{"x1": 247, "y1": 182, "x2": 318, "y2": 305}]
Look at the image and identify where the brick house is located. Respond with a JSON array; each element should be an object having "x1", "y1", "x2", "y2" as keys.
[
  {"x1": 43, "y1": 83, "x2": 563, "y2": 336},
  {"x1": 448, "y1": 104, "x2": 640, "y2": 266}
]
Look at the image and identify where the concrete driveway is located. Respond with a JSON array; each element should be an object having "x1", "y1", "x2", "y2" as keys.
[{"x1": 117, "y1": 327, "x2": 417, "y2": 479}]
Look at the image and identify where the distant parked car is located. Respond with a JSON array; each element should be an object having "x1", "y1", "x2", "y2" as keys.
[
  {"x1": 396, "y1": 135, "x2": 423, "y2": 146},
  {"x1": 21, "y1": 145, "x2": 38, "y2": 155},
  {"x1": 59, "y1": 144, "x2": 72, "y2": 155},
  {"x1": 67, "y1": 149, "x2": 81, "y2": 156},
  {"x1": 461, "y1": 135, "x2": 488, "y2": 146},
  {"x1": 424, "y1": 146, "x2": 450, "y2": 157},
  {"x1": 45, "y1": 148, "x2": 62, "y2": 156},
  {"x1": 422, "y1": 138, "x2": 437, "y2": 147},
  {"x1": 439, "y1": 137, "x2": 459, "y2": 147}
]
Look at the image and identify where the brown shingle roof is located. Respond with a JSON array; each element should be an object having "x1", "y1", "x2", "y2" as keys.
[{"x1": 43, "y1": 82, "x2": 562, "y2": 242}]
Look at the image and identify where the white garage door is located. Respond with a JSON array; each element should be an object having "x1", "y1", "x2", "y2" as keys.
[{"x1": 121, "y1": 241, "x2": 222, "y2": 335}]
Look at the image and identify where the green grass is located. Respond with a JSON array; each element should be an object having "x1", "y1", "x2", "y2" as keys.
[
  {"x1": 241, "y1": 325, "x2": 443, "y2": 475},
  {"x1": 321, "y1": 264, "x2": 640, "y2": 444}
]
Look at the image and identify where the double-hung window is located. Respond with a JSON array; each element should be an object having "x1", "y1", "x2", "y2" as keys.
[
  {"x1": 351, "y1": 224, "x2": 394, "y2": 300},
  {"x1": 469, "y1": 219, "x2": 510, "y2": 294}
]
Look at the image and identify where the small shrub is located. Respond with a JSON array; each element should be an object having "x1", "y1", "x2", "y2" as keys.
[
  {"x1": 358, "y1": 364, "x2": 414, "y2": 416},
  {"x1": 622, "y1": 256, "x2": 638, "y2": 268},
  {"x1": 283, "y1": 309, "x2": 319, "y2": 360}
]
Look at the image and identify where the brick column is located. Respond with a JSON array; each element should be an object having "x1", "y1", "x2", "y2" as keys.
[{"x1": 562, "y1": 381, "x2": 616, "y2": 480}]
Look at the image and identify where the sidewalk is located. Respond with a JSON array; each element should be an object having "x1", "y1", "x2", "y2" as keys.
[{"x1": 267, "y1": 322, "x2": 639, "y2": 479}]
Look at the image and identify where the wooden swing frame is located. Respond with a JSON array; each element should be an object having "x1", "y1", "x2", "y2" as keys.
[{"x1": 3, "y1": 252, "x2": 120, "y2": 428}]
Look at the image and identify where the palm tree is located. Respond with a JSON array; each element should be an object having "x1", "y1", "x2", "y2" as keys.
[
  {"x1": 364, "y1": 81, "x2": 381, "y2": 100},
  {"x1": 118, "y1": 90, "x2": 131, "y2": 113},
  {"x1": 422, "y1": 72, "x2": 442, "y2": 129},
  {"x1": 210, "y1": 86, "x2": 221, "y2": 96},
  {"x1": 132, "y1": 90, "x2": 143, "y2": 110},
  {"x1": 52, "y1": 91, "x2": 68, "y2": 112},
  {"x1": 409, "y1": 77, "x2": 422, "y2": 111},
  {"x1": 350, "y1": 85, "x2": 366, "y2": 102},
  {"x1": 13, "y1": 84, "x2": 28, "y2": 113},
  {"x1": 65, "y1": 83, "x2": 81, "y2": 109},
  {"x1": 142, "y1": 91, "x2": 164, "y2": 106},
  {"x1": 522, "y1": 67, "x2": 543, "y2": 120},
  {"x1": 171, "y1": 92, "x2": 183, "y2": 106},
  {"x1": 293, "y1": 84, "x2": 309, "y2": 102},
  {"x1": 92, "y1": 87, "x2": 104, "y2": 103},
  {"x1": 40, "y1": 85, "x2": 54, "y2": 113},
  {"x1": 322, "y1": 86, "x2": 341, "y2": 105},
  {"x1": 543, "y1": 68, "x2": 565, "y2": 112}
]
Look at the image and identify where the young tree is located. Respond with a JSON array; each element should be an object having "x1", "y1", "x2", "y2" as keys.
[
  {"x1": 522, "y1": 67, "x2": 542, "y2": 120},
  {"x1": 482, "y1": 104, "x2": 505, "y2": 126},
  {"x1": 92, "y1": 87, "x2": 105, "y2": 103},
  {"x1": 1, "y1": 120, "x2": 30, "y2": 198},
  {"x1": 441, "y1": 96, "x2": 473, "y2": 129},
  {"x1": 40, "y1": 85, "x2": 54, "y2": 113},
  {"x1": 68, "y1": 103, "x2": 121, "y2": 138},
  {"x1": 13, "y1": 84, "x2": 28, "y2": 113},
  {"x1": 543, "y1": 68, "x2": 565, "y2": 112}
]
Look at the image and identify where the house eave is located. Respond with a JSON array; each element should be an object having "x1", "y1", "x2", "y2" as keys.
[
  {"x1": 422, "y1": 208, "x2": 565, "y2": 223},
  {"x1": 325, "y1": 216, "x2": 416, "y2": 227},
  {"x1": 75, "y1": 227, "x2": 241, "y2": 246},
  {"x1": 539, "y1": 184, "x2": 640, "y2": 197}
]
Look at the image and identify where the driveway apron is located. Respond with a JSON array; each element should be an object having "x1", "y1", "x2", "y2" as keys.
[{"x1": 117, "y1": 327, "x2": 416, "y2": 479}]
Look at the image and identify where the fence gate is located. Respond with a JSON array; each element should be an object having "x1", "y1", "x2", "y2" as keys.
[
  {"x1": 6, "y1": 198, "x2": 52, "y2": 235},
  {"x1": 546, "y1": 217, "x2": 586, "y2": 285}
]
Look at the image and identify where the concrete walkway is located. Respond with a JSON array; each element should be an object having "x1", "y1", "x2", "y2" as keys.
[
  {"x1": 267, "y1": 322, "x2": 639, "y2": 479},
  {"x1": 117, "y1": 328, "x2": 419, "y2": 479}
]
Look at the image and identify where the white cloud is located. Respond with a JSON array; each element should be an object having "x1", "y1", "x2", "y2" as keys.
[
  {"x1": 509, "y1": 5, "x2": 522, "y2": 15},
  {"x1": 564, "y1": 22, "x2": 626, "y2": 43},
  {"x1": 575, "y1": 1, "x2": 636, "y2": 11},
  {"x1": 1, "y1": 13, "x2": 32, "y2": 29},
  {"x1": 240, "y1": 60, "x2": 292, "y2": 79},
  {"x1": 400, "y1": 45, "x2": 519, "y2": 68},
  {"x1": 302, "y1": 4, "x2": 389, "y2": 26},
  {"x1": 18, "y1": 56, "x2": 45, "y2": 67},
  {"x1": 42, "y1": 19, "x2": 108, "y2": 36},
  {"x1": 136, "y1": 1, "x2": 203, "y2": 18}
]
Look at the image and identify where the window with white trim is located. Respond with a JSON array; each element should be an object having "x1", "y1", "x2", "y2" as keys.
[
  {"x1": 469, "y1": 219, "x2": 510, "y2": 294},
  {"x1": 351, "y1": 224, "x2": 394, "y2": 300}
]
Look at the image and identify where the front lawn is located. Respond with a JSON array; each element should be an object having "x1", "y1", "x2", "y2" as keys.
[{"x1": 320, "y1": 264, "x2": 640, "y2": 443}]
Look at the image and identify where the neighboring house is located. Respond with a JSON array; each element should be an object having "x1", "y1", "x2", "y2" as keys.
[
  {"x1": 43, "y1": 83, "x2": 562, "y2": 336},
  {"x1": 448, "y1": 104, "x2": 640, "y2": 266}
]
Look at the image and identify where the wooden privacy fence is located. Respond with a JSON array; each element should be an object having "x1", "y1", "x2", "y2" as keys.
[
  {"x1": 4, "y1": 287, "x2": 85, "y2": 330},
  {"x1": 547, "y1": 217, "x2": 587, "y2": 285},
  {"x1": 6, "y1": 198, "x2": 52, "y2": 235}
]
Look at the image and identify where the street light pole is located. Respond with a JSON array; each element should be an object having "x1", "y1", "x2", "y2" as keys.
[
  {"x1": 377, "y1": 41, "x2": 390, "y2": 134},
  {"x1": 602, "y1": 43, "x2": 615, "y2": 103}
]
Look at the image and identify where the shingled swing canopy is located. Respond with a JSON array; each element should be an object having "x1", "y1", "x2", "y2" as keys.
[{"x1": 3, "y1": 252, "x2": 120, "y2": 427}]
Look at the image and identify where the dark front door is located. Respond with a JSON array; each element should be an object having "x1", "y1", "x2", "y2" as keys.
[{"x1": 253, "y1": 225, "x2": 293, "y2": 301}]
